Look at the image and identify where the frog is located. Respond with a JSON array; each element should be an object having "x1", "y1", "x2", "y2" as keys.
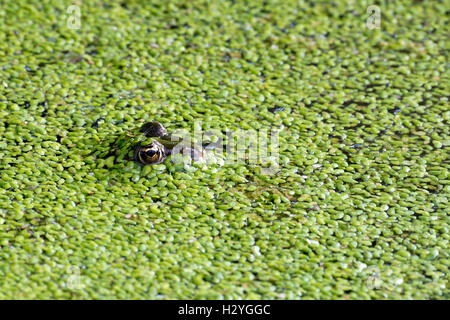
[{"x1": 99, "y1": 121, "x2": 206, "y2": 165}]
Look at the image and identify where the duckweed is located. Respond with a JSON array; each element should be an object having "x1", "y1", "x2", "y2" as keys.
[{"x1": 0, "y1": 0, "x2": 449, "y2": 299}]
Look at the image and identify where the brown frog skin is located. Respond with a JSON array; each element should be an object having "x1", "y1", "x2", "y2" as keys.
[{"x1": 134, "y1": 122, "x2": 206, "y2": 165}]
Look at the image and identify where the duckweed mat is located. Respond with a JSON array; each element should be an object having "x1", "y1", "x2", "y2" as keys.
[{"x1": 0, "y1": 0, "x2": 449, "y2": 299}]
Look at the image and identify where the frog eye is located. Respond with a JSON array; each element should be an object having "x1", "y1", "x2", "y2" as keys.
[
  {"x1": 145, "y1": 149, "x2": 157, "y2": 158},
  {"x1": 135, "y1": 141, "x2": 166, "y2": 165}
]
